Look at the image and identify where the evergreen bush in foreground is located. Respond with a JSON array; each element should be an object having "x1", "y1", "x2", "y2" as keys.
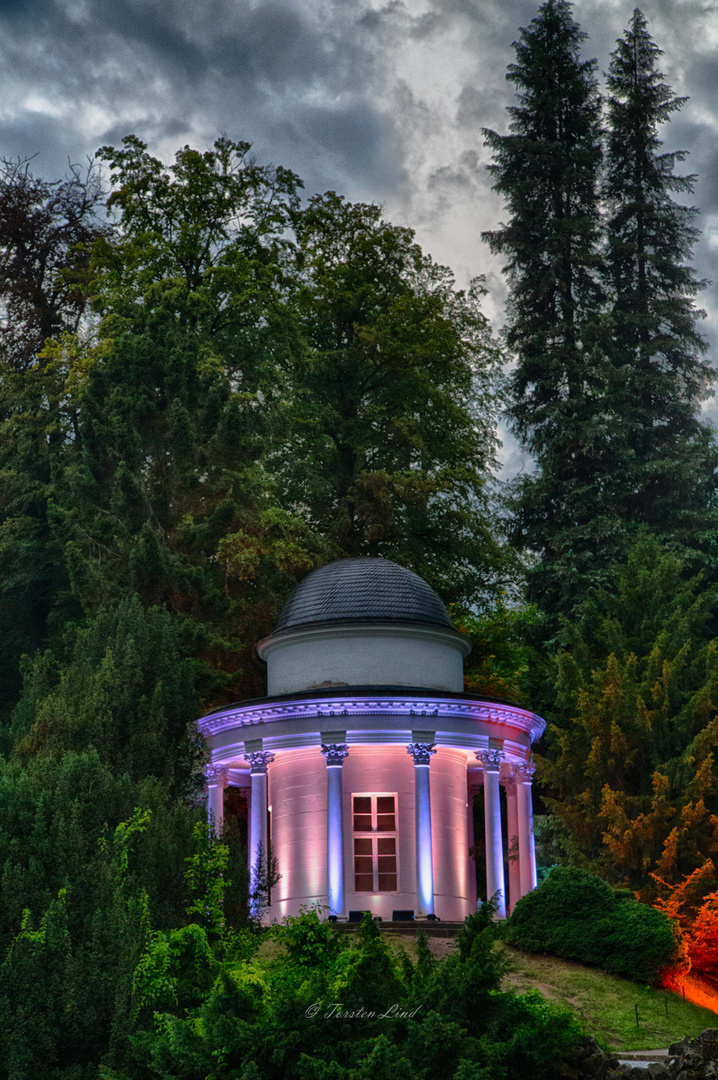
[
  {"x1": 124, "y1": 905, "x2": 582, "y2": 1080},
  {"x1": 505, "y1": 867, "x2": 679, "y2": 983}
]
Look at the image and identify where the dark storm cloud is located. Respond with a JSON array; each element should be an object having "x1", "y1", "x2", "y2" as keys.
[
  {"x1": 0, "y1": 0, "x2": 716, "y2": 417},
  {"x1": 689, "y1": 54, "x2": 718, "y2": 102},
  {"x1": 0, "y1": 113, "x2": 83, "y2": 176},
  {"x1": 0, "y1": 0, "x2": 401, "y2": 197},
  {"x1": 0, "y1": 0, "x2": 45, "y2": 20}
]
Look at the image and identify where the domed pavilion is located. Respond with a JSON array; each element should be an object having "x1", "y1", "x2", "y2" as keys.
[{"x1": 199, "y1": 557, "x2": 544, "y2": 921}]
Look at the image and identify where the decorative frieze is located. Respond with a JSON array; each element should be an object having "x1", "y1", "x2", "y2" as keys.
[{"x1": 198, "y1": 693, "x2": 545, "y2": 743}]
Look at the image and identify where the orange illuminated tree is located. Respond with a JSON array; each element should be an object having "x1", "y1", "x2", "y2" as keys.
[{"x1": 653, "y1": 864, "x2": 718, "y2": 981}]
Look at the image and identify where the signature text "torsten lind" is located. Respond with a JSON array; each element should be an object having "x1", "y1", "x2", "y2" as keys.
[{"x1": 305, "y1": 1002, "x2": 423, "y2": 1020}]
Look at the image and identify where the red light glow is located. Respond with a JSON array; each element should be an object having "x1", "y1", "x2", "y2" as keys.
[{"x1": 662, "y1": 971, "x2": 718, "y2": 1014}]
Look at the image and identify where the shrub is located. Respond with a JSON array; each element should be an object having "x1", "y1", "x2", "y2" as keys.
[
  {"x1": 124, "y1": 908, "x2": 583, "y2": 1080},
  {"x1": 505, "y1": 866, "x2": 678, "y2": 983}
]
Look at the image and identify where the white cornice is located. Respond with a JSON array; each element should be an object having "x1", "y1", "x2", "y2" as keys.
[{"x1": 198, "y1": 693, "x2": 545, "y2": 743}]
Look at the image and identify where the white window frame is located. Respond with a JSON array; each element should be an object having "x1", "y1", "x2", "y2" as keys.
[{"x1": 351, "y1": 792, "x2": 399, "y2": 894}]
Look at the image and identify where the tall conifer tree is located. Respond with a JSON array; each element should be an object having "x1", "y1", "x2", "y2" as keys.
[
  {"x1": 483, "y1": 0, "x2": 614, "y2": 617},
  {"x1": 604, "y1": 9, "x2": 718, "y2": 556}
]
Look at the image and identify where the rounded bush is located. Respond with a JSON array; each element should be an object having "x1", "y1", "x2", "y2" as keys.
[{"x1": 505, "y1": 867, "x2": 678, "y2": 983}]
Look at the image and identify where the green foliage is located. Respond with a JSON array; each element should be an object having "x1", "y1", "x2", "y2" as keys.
[
  {"x1": 541, "y1": 533, "x2": 718, "y2": 889},
  {"x1": 1, "y1": 134, "x2": 507, "y2": 717},
  {"x1": 278, "y1": 190, "x2": 507, "y2": 609},
  {"x1": 132, "y1": 923, "x2": 216, "y2": 1017},
  {"x1": 483, "y1": 0, "x2": 611, "y2": 618},
  {"x1": 93, "y1": 134, "x2": 301, "y2": 337},
  {"x1": 131, "y1": 823, "x2": 260, "y2": 1026},
  {"x1": 0, "y1": 597, "x2": 208, "y2": 1079},
  {"x1": 124, "y1": 908, "x2": 581, "y2": 1080},
  {"x1": 9, "y1": 595, "x2": 200, "y2": 790},
  {"x1": 56, "y1": 314, "x2": 323, "y2": 702},
  {"x1": 484, "y1": 3, "x2": 718, "y2": 621},
  {"x1": 603, "y1": 12, "x2": 717, "y2": 556},
  {"x1": 184, "y1": 822, "x2": 230, "y2": 935},
  {"x1": 460, "y1": 600, "x2": 544, "y2": 705},
  {"x1": 0, "y1": 158, "x2": 108, "y2": 716},
  {"x1": 0, "y1": 353, "x2": 80, "y2": 721},
  {"x1": 271, "y1": 905, "x2": 344, "y2": 968},
  {"x1": 505, "y1": 866, "x2": 679, "y2": 982},
  {"x1": 0, "y1": 810, "x2": 153, "y2": 1080}
]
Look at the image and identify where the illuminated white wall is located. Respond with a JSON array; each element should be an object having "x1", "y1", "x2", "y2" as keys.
[
  {"x1": 264, "y1": 743, "x2": 474, "y2": 923},
  {"x1": 266, "y1": 748, "x2": 327, "y2": 921},
  {"x1": 259, "y1": 624, "x2": 469, "y2": 696},
  {"x1": 429, "y1": 748, "x2": 473, "y2": 921}
]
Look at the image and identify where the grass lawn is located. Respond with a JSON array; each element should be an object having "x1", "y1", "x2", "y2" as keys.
[{"x1": 502, "y1": 943, "x2": 718, "y2": 1051}]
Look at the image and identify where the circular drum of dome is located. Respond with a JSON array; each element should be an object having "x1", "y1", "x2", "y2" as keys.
[{"x1": 258, "y1": 557, "x2": 470, "y2": 696}]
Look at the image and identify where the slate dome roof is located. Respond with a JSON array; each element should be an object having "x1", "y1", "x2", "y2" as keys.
[{"x1": 275, "y1": 557, "x2": 455, "y2": 633}]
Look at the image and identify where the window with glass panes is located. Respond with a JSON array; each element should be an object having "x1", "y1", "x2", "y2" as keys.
[{"x1": 352, "y1": 794, "x2": 398, "y2": 892}]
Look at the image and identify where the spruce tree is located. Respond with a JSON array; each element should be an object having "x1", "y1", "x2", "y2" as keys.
[
  {"x1": 483, "y1": 0, "x2": 614, "y2": 617},
  {"x1": 604, "y1": 9, "x2": 718, "y2": 557}
]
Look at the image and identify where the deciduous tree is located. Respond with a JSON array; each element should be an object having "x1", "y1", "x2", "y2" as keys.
[
  {"x1": 279, "y1": 191, "x2": 506, "y2": 608},
  {"x1": 0, "y1": 161, "x2": 108, "y2": 715},
  {"x1": 0, "y1": 158, "x2": 106, "y2": 372}
]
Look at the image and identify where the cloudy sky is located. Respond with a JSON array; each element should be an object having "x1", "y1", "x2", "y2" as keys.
[{"x1": 2, "y1": 0, "x2": 716, "y2": 469}]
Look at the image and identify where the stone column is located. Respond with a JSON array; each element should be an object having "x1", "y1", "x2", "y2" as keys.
[
  {"x1": 204, "y1": 763, "x2": 229, "y2": 835},
  {"x1": 476, "y1": 749, "x2": 506, "y2": 919},
  {"x1": 321, "y1": 743, "x2": 349, "y2": 917},
  {"x1": 468, "y1": 781, "x2": 482, "y2": 911},
  {"x1": 407, "y1": 742, "x2": 436, "y2": 916},
  {"x1": 503, "y1": 772, "x2": 521, "y2": 913},
  {"x1": 516, "y1": 760, "x2": 537, "y2": 896},
  {"x1": 245, "y1": 750, "x2": 275, "y2": 918}
]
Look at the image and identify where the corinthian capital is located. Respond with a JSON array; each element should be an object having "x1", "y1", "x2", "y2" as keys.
[
  {"x1": 476, "y1": 749, "x2": 503, "y2": 772},
  {"x1": 244, "y1": 750, "x2": 275, "y2": 775},
  {"x1": 515, "y1": 759, "x2": 536, "y2": 782},
  {"x1": 407, "y1": 742, "x2": 436, "y2": 766},
  {"x1": 321, "y1": 743, "x2": 349, "y2": 767},
  {"x1": 502, "y1": 774, "x2": 518, "y2": 796},
  {"x1": 204, "y1": 763, "x2": 230, "y2": 787}
]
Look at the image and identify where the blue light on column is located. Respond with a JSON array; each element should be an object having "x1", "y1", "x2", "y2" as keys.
[
  {"x1": 326, "y1": 765, "x2": 344, "y2": 916},
  {"x1": 415, "y1": 763, "x2": 434, "y2": 915},
  {"x1": 408, "y1": 742, "x2": 436, "y2": 916},
  {"x1": 322, "y1": 743, "x2": 348, "y2": 917}
]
